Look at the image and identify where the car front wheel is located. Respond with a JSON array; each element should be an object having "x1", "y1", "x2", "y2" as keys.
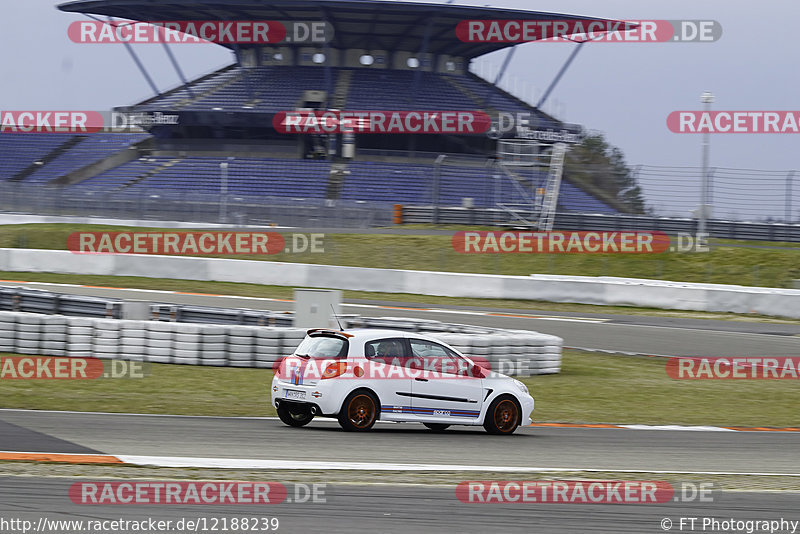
[
  {"x1": 483, "y1": 396, "x2": 521, "y2": 435},
  {"x1": 338, "y1": 391, "x2": 379, "y2": 432},
  {"x1": 277, "y1": 403, "x2": 314, "y2": 427}
]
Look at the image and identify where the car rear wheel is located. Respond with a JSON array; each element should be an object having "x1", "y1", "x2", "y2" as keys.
[
  {"x1": 338, "y1": 391, "x2": 379, "y2": 432},
  {"x1": 277, "y1": 403, "x2": 314, "y2": 427},
  {"x1": 423, "y1": 423, "x2": 450, "y2": 431},
  {"x1": 483, "y1": 396, "x2": 520, "y2": 435}
]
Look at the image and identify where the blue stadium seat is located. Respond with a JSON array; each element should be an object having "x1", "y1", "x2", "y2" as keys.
[
  {"x1": 73, "y1": 156, "x2": 331, "y2": 199},
  {"x1": 341, "y1": 160, "x2": 616, "y2": 212},
  {"x1": 23, "y1": 133, "x2": 149, "y2": 184},
  {"x1": 0, "y1": 134, "x2": 75, "y2": 180},
  {"x1": 133, "y1": 65, "x2": 554, "y2": 118}
]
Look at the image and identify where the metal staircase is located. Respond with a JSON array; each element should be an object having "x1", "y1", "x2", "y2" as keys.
[{"x1": 537, "y1": 143, "x2": 566, "y2": 231}]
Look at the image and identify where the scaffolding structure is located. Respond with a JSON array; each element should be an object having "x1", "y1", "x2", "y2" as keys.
[{"x1": 495, "y1": 140, "x2": 567, "y2": 230}]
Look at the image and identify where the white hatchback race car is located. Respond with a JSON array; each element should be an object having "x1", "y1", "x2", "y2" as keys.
[{"x1": 271, "y1": 328, "x2": 534, "y2": 435}]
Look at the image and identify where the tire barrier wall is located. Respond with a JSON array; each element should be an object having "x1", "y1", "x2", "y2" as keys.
[
  {"x1": 1, "y1": 249, "x2": 797, "y2": 319},
  {"x1": 0, "y1": 311, "x2": 562, "y2": 376}
]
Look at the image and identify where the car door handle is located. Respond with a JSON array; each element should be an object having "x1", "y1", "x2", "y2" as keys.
[{"x1": 415, "y1": 378, "x2": 428, "y2": 382}]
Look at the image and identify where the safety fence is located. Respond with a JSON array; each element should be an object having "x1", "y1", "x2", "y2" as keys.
[
  {"x1": 0, "y1": 183, "x2": 391, "y2": 229},
  {"x1": 0, "y1": 311, "x2": 562, "y2": 376},
  {"x1": 401, "y1": 207, "x2": 800, "y2": 242}
]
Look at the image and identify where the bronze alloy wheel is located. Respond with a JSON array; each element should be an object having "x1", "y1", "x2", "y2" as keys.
[
  {"x1": 484, "y1": 397, "x2": 521, "y2": 435},
  {"x1": 348, "y1": 394, "x2": 376, "y2": 428},
  {"x1": 338, "y1": 391, "x2": 380, "y2": 431},
  {"x1": 494, "y1": 399, "x2": 519, "y2": 431}
]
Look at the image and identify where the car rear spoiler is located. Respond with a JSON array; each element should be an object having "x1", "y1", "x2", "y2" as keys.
[{"x1": 306, "y1": 328, "x2": 354, "y2": 339}]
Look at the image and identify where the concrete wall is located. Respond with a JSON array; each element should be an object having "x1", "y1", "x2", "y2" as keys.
[{"x1": 0, "y1": 249, "x2": 798, "y2": 318}]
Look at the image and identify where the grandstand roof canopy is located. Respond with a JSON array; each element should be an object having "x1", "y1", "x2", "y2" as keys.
[{"x1": 58, "y1": 0, "x2": 617, "y2": 58}]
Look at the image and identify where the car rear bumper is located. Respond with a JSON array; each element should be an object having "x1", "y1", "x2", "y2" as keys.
[{"x1": 271, "y1": 377, "x2": 343, "y2": 416}]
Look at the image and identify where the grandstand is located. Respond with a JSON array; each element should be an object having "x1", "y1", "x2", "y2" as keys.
[{"x1": 0, "y1": 0, "x2": 622, "y2": 222}]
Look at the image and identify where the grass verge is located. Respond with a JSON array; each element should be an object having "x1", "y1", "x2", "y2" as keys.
[
  {"x1": 2, "y1": 351, "x2": 798, "y2": 428},
  {"x1": 1, "y1": 223, "x2": 800, "y2": 288}
]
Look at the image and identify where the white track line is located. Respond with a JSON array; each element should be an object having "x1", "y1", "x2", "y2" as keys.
[
  {"x1": 617, "y1": 424, "x2": 736, "y2": 432},
  {"x1": 114, "y1": 455, "x2": 800, "y2": 477},
  {"x1": 1, "y1": 449, "x2": 798, "y2": 478}
]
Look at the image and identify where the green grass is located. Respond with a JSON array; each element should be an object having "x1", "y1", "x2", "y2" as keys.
[
  {"x1": 526, "y1": 352, "x2": 800, "y2": 427},
  {"x1": 2, "y1": 351, "x2": 798, "y2": 427},
  {"x1": 1, "y1": 223, "x2": 800, "y2": 288},
  {"x1": 0, "y1": 355, "x2": 274, "y2": 417}
]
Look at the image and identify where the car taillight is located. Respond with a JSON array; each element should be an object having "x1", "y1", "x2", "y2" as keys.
[{"x1": 321, "y1": 361, "x2": 347, "y2": 379}]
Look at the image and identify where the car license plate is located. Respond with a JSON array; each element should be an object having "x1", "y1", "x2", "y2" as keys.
[{"x1": 285, "y1": 389, "x2": 305, "y2": 400}]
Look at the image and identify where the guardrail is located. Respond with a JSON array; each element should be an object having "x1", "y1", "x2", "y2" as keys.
[
  {"x1": 150, "y1": 304, "x2": 295, "y2": 326},
  {"x1": 0, "y1": 286, "x2": 122, "y2": 318},
  {"x1": 0, "y1": 311, "x2": 563, "y2": 376}
]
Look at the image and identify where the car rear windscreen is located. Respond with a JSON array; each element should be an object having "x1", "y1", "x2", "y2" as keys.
[{"x1": 294, "y1": 335, "x2": 348, "y2": 359}]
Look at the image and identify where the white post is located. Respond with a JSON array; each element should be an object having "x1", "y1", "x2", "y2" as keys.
[
  {"x1": 220, "y1": 161, "x2": 229, "y2": 224},
  {"x1": 700, "y1": 91, "x2": 714, "y2": 236}
]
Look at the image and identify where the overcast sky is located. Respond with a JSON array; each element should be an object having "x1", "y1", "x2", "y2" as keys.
[{"x1": 2, "y1": 0, "x2": 798, "y2": 175}]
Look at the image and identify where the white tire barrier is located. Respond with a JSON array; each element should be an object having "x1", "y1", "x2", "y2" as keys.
[
  {"x1": 120, "y1": 320, "x2": 148, "y2": 361},
  {"x1": 67, "y1": 317, "x2": 94, "y2": 358},
  {"x1": 93, "y1": 319, "x2": 120, "y2": 360},
  {"x1": 0, "y1": 313, "x2": 562, "y2": 376},
  {"x1": 0, "y1": 311, "x2": 15, "y2": 353},
  {"x1": 41, "y1": 316, "x2": 67, "y2": 357},
  {"x1": 200, "y1": 325, "x2": 227, "y2": 366}
]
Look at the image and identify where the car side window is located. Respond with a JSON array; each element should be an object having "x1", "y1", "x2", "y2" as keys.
[
  {"x1": 409, "y1": 339, "x2": 468, "y2": 375},
  {"x1": 365, "y1": 338, "x2": 408, "y2": 367}
]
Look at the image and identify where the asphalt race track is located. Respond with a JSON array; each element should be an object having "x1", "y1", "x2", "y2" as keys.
[
  {"x1": 1, "y1": 411, "x2": 799, "y2": 475},
  {"x1": 1, "y1": 476, "x2": 798, "y2": 534},
  {"x1": 1, "y1": 411, "x2": 799, "y2": 533}
]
